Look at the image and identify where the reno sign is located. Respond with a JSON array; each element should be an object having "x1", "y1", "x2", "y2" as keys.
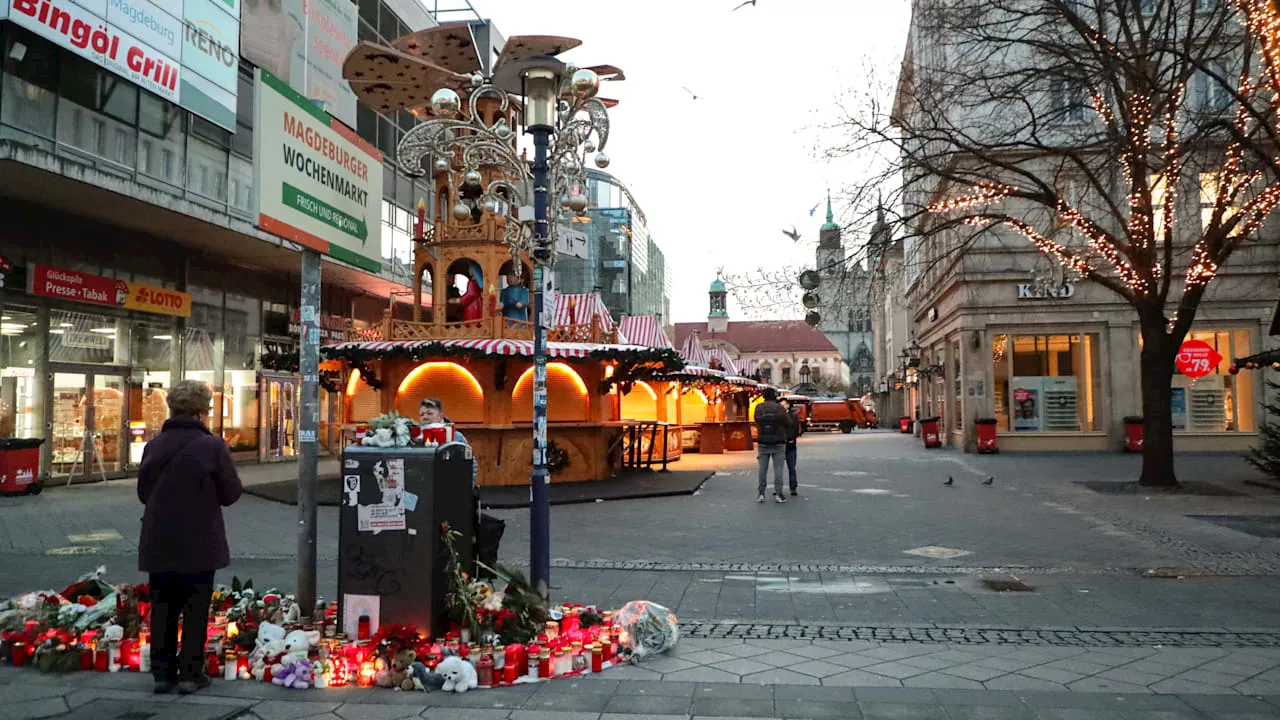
[{"x1": 2, "y1": 0, "x2": 240, "y2": 130}]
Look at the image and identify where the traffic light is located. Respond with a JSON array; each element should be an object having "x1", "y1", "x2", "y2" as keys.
[
  {"x1": 802, "y1": 292, "x2": 820, "y2": 309},
  {"x1": 799, "y1": 270, "x2": 820, "y2": 291},
  {"x1": 805, "y1": 310, "x2": 821, "y2": 327}
]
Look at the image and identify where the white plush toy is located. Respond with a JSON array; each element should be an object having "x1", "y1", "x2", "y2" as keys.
[
  {"x1": 393, "y1": 416, "x2": 411, "y2": 447},
  {"x1": 281, "y1": 628, "x2": 320, "y2": 664},
  {"x1": 437, "y1": 656, "x2": 478, "y2": 693},
  {"x1": 249, "y1": 622, "x2": 288, "y2": 680}
]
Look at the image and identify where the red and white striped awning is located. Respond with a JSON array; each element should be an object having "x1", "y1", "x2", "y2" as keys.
[
  {"x1": 617, "y1": 315, "x2": 672, "y2": 350},
  {"x1": 672, "y1": 365, "x2": 725, "y2": 378},
  {"x1": 551, "y1": 292, "x2": 615, "y2": 332},
  {"x1": 707, "y1": 346, "x2": 739, "y2": 375},
  {"x1": 679, "y1": 331, "x2": 709, "y2": 367},
  {"x1": 326, "y1": 338, "x2": 656, "y2": 360}
]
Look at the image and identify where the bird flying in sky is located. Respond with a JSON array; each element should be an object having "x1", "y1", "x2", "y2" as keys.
[
  {"x1": 782, "y1": 227, "x2": 801, "y2": 242},
  {"x1": 681, "y1": 86, "x2": 703, "y2": 100},
  {"x1": 732, "y1": 0, "x2": 757, "y2": 10}
]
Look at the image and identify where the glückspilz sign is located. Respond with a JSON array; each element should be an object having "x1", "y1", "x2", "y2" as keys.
[{"x1": 253, "y1": 69, "x2": 383, "y2": 273}]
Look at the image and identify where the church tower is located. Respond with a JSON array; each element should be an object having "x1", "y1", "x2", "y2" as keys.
[{"x1": 708, "y1": 273, "x2": 729, "y2": 334}]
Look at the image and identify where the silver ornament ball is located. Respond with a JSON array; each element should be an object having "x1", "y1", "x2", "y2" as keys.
[
  {"x1": 452, "y1": 202, "x2": 472, "y2": 221},
  {"x1": 433, "y1": 157, "x2": 450, "y2": 174},
  {"x1": 567, "y1": 194, "x2": 589, "y2": 212},
  {"x1": 470, "y1": 72, "x2": 484, "y2": 88},
  {"x1": 583, "y1": 139, "x2": 596, "y2": 153},
  {"x1": 559, "y1": 195, "x2": 571, "y2": 208},
  {"x1": 463, "y1": 170, "x2": 483, "y2": 187},
  {"x1": 558, "y1": 100, "x2": 570, "y2": 112},
  {"x1": 483, "y1": 198, "x2": 499, "y2": 214},
  {"x1": 494, "y1": 120, "x2": 512, "y2": 139},
  {"x1": 594, "y1": 152, "x2": 611, "y2": 169},
  {"x1": 570, "y1": 68, "x2": 600, "y2": 99},
  {"x1": 430, "y1": 88, "x2": 461, "y2": 117}
]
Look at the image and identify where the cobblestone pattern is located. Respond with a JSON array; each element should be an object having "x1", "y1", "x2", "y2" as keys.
[
  {"x1": 678, "y1": 622, "x2": 1280, "y2": 647},
  {"x1": 542, "y1": 559, "x2": 1123, "y2": 575}
]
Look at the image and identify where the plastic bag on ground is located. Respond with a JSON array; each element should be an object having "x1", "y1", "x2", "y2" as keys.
[{"x1": 614, "y1": 600, "x2": 679, "y2": 658}]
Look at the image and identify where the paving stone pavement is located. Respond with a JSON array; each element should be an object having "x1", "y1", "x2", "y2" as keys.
[{"x1": 6, "y1": 663, "x2": 1280, "y2": 719}]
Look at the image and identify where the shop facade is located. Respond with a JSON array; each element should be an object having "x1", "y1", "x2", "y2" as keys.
[
  {"x1": 910, "y1": 253, "x2": 1278, "y2": 453},
  {"x1": 0, "y1": 217, "x2": 388, "y2": 482}
]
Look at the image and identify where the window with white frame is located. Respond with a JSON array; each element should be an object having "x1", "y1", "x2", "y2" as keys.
[{"x1": 1050, "y1": 79, "x2": 1086, "y2": 123}]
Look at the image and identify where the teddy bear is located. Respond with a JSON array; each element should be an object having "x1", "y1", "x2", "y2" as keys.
[
  {"x1": 271, "y1": 657, "x2": 313, "y2": 689},
  {"x1": 409, "y1": 661, "x2": 444, "y2": 691},
  {"x1": 281, "y1": 628, "x2": 320, "y2": 664},
  {"x1": 376, "y1": 648, "x2": 417, "y2": 690},
  {"x1": 437, "y1": 655, "x2": 478, "y2": 693},
  {"x1": 249, "y1": 622, "x2": 288, "y2": 680},
  {"x1": 362, "y1": 427, "x2": 395, "y2": 447}
]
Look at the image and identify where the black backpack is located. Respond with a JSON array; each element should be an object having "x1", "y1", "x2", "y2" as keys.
[{"x1": 755, "y1": 403, "x2": 786, "y2": 444}]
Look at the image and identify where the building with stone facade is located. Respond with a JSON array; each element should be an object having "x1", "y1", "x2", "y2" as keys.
[
  {"x1": 869, "y1": 208, "x2": 910, "y2": 426},
  {"x1": 893, "y1": 3, "x2": 1280, "y2": 453},
  {"x1": 673, "y1": 279, "x2": 849, "y2": 393}
]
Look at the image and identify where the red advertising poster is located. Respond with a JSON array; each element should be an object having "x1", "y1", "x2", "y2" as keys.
[{"x1": 1175, "y1": 339, "x2": 1222, "y2": 380}]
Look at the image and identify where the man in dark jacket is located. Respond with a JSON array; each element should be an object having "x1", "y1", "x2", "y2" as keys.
[
  {"x1": 138, "y1": 379, "x2": 242, "y2": 695},
  {"x1": 754, "y1": 389, "x2": 792, "y2": 503},
  {"x1": 781, "y1": 398, "x2": 801, "y2": 496}
]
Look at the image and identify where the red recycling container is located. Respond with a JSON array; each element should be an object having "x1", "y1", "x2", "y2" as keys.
[
  {"x1": 1123, "y1": 417, "x2": 1143, "y2": 453},
  {"x1": 0, "y1": 438, "x2": 44, "y2": 496},
  {"x1": 975, "y1": 418, "x2": 998, "y2": 453},
  {"x1": 920, "y1": 417, "x2": 942, "y2": 448},
  {"x1": 899, "y1": 417, "x2": 912, "y2": 434}
]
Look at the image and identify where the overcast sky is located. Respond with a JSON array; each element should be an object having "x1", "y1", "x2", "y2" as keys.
[{"x1": 471, "y1": 0, "x2": 912, "y2": 323}]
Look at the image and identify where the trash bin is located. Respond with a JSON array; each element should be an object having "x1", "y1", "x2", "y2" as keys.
[
  {"x1": 0, "y1": 438, "x2": 44, "y2": 496},
  {"x1": 899, "y1": 417, "x2": 911, "y2": 434},
  {"x1": 1123, "y1": 417, "x2": 1144, "y2": 453},
  {"x1": 920, "y1": 417, "x2": 942, "y2": 448},
  {"x1": 338, "y1": 443, "x2": 474, "y2": 640},
  {"x1": 975, "y1": 418, "x2": 998, "y2": 454}
]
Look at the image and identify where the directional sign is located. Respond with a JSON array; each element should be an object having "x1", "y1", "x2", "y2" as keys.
[{"x1": 1175, "y1": 339, "x2": 1222, "y2": 380}]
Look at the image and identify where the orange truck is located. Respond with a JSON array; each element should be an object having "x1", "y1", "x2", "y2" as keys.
[{"x1": 808, "y1": 398, "x2": 878, "y2": 433}]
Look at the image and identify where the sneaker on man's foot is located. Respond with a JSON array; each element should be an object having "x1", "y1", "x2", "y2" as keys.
[
  {"x1": 775, "y1": 494, "x2": 787, "y2": 503},
  {"x1": 178, "y1": 675, "x2": 212, "y2": 695},
  {"x1": 153, "y1": 681, "x2": 176, "y2": 695},
  {"x1": 757, "y1": 494, "x2": 766, "y2": 503},
  {"x1": 790, "y1": 489, "x2": 798, "y2": 496}
]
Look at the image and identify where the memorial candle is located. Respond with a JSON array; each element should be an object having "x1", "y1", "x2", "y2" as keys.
[
  {"x1": 94, "y1": 645, "x2": 108, "y2": 672},
  {"x1": 591, "y1": 643, "x2": 603, "y2": 673}
]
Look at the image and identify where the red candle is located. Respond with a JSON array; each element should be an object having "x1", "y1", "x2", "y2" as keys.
[
  {"x1": 128, "y1": 648, "x2": 141, "y2": 673},
  {"x1": 94, "y1": 647, "x2": 109, "y2": 672},
  {"x1": 357, "y1": 615, "x2": 370, "y2": 641},
  {"x1": 205, "y1": 652, "x2": 219, "y2": 678},
  {"x1": 591, "y1": 643, "x2": 602, "y2": 673},
  {"x1": 80, "y1": 647, "x2": 94, "y2": 671},
  {"x1": 525, "y1": 644, "x2": 540, "y2": 676},
  {"x1": 11, "y1": 641, "x2": 27, "y2": 667},
  {"x1": 602, "y1": 640, "x2": 613, "y2": 663},
  {"x1": 264, "y1": 666, "x2": 273, "y2": 683},
  {"x1": 537, "y1": 650, "x2": 550, "y2": 679}
]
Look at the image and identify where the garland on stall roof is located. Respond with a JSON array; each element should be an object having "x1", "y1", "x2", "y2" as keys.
[
  {"x1": 598, "y1": 362, "x2": 682, "y2": 395},
  {"x1": 321, "y1": 342, "x2": 684, "y2": 371},
  {"x1": 351, "y1": 360, "x2": 384, "y2": 390},
  {"x1": 260, "y1": 350, "x2": 300, "y2": 374}
]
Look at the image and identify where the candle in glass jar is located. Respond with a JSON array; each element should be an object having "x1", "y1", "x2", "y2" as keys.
[
  {"x1": 602, "y1": 639, "x2": 613, "y2": 663},
  {"x1": 224, "y1": 650, "x2": 238, "y2": 680},
  {"x1": 140, "y1": 644, "x2": 151, "y2": 673},
  {"x1": 545, "y1": 621, "x2": 559, "y2": 642},
  {"x1": 358, "y1": 661, "x2": 377, "y2": 687},
  {"x1": 492, "y1": 644, "x2": 505, "y2": 671},
  {"x1": 94, "y1": 645, "x2": 108, "y2": 672},
  {"x1": 80, "y1": 645, "x2": 94, "y2": 671},
  {"x1": 237, "y1": 652, "x2": 250, "y2": 679},
  {"x1": 591, "y1": 643, "x2": 603, "y2": 673},
  {"x1": 205, "y1": 651, "x2": 218, "y2": 677},
  {"x1": 475, "y1": 649, "x2": 494, "y2": 687},
  {"x1": 537, "y1": 648, "x2": 551, "y2": 678}
]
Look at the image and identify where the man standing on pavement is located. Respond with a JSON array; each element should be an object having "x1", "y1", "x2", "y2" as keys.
[
  {"x1": 754, "y1": 388, "x2": 792, "y2": 503},
  {"x1": 781, "y1": 397, "x2": 800, "y2": 496}
]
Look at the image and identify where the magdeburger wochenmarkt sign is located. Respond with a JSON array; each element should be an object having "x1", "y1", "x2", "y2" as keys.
[{"x1": 254, "y1": 69, "x2": 383, "y2": 273}]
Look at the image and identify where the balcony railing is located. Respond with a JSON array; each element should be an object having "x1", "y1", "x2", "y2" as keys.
[{"x1": 346, "y1": 309, "x2": 619, "y2": 344}]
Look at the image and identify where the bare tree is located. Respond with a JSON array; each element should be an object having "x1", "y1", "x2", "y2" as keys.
[{"x1": 835, "y1": 0, "x2": 1280, "y2": 486}]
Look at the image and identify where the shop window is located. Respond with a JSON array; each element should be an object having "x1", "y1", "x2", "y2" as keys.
[
  {"x1": 0, "y1": 304, "x2": 41, "y2": 438},
  {"x1": 952, "y1": 340, "x2": 962, "y2": 431},
  {"x1": 2, "y1": 29, "x2": 58, "y2": 144},
  {"x1": 993, "y1": 333, "x2": 1099, "y2": 432},
  {"x1": 50, "y1": 310, "x2": 127, "y2": 365},
  {"x1": 1171, "y1": 329, "x2": 1254, "y2": 432}
]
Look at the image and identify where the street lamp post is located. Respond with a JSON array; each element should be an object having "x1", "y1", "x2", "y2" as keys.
[{"x1": 521, "y1": 63, "x2": 560, "y2": 601}]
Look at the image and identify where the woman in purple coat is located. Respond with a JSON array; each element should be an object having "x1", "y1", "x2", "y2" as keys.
[{"x1": 137, "y1": 379, "x2": 242, "y2": 694}]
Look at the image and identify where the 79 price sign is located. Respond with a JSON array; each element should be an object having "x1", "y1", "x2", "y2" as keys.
[{"x1": 1175, "y1": 339, "x2": 1223, "y2": 380}]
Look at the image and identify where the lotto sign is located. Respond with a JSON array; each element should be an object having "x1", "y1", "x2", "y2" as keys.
[{"x1": 1175, "y1": 339, "x2": 1222, "y2": 380}]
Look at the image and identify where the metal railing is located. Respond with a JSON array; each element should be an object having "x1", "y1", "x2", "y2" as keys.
[{"x1": 617, "y1": 421, "x2": 672, "y2": 473}]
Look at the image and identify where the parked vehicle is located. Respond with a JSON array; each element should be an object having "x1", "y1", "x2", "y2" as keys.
[{"x1": 808, "y1": 398, "x2": 877, "y2": 433}]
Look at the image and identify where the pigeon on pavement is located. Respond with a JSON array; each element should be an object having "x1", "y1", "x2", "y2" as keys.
[
  {"x1": 943, "y1": 476, "x2": 954, "y2": 487},
  {"x1": 983, "y1": 476, "x2": 994, "y2": 486}
]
